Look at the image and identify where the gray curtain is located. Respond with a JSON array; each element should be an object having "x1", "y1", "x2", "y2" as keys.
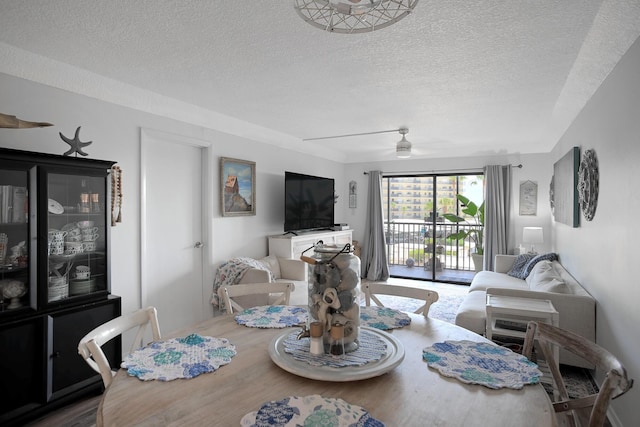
[
  {"x1": 360, "y1": 171, "x2": 389, "y2": 281},
  {"x1": 483, "y1": 165, "x2": 512, "y2": 271}
]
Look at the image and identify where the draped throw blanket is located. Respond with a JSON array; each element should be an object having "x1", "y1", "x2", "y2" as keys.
[{"x1": 211, "y1": 257, "x2": 275, "y2": 309}]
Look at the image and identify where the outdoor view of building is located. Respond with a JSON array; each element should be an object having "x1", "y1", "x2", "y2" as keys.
[{"x1": 381, "y1": 174, "x2": 484, "y2": 283}]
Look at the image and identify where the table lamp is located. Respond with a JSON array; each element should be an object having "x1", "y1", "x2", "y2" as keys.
[{"x1": 522, "y1": 227, "x2": 544, "y2": 254}]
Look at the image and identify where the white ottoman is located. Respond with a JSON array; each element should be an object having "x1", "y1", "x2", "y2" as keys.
[{"x1": 454, "y1": 290, "x2": 487, "y2": 335}]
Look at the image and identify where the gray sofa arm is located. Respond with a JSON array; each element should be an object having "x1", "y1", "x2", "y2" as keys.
[
  {"x1": 494, "y1": 254, "x2": 517, "y2": 273},
  {"x1": 278, "y1": 258, "x2": 307, "y2": 281}
]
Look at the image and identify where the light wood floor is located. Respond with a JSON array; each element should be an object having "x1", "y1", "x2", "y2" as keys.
[{"x1": 24, "y1": 394, "x2": 100, "y2": 427}]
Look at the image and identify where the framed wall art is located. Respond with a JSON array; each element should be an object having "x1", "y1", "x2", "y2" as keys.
[
  {"x1": 220, "y1": 157, "x2": 256, "y2": 216},
  {"x1": 551, "y1": 147, "x2": 580, "y2": 227},
  {"x1": 519, "y1": 180, "x2": 538, "y2": 216}
]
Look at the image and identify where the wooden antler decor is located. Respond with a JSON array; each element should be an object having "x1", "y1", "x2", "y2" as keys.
[{"x1": 0, "y1": 113, "x2": 53, "y2": 129}]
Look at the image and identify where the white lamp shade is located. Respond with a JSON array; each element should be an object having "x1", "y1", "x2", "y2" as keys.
[
  {"x1": 522, "y1": 227, "x2": 544, "y2": 244},
  {"x1": 396, "y1": 135, "x2": 411, "y2": 158}
]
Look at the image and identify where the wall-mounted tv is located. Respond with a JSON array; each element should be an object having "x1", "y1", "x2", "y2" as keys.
[{"x1": 284, "y1": 171, "x2": 335, "y2": 233}]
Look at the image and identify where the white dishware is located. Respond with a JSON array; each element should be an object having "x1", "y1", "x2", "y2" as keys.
[
  {"x1": 82, "y1": 233, "x2": 99, "y2": 242},
  {"x1": 77, "y1": 220, "x2": 95, "y2": 229},
  {"x1": 48, "y1": 198, "x2": 64, "y2": 214},
  {"x1": 64, "y1": 241, "x2": 84, "y2": 255},
  {"x1": 83, "y1": 241, "x2": 97, "y2": 252},
  {"x1": 74, "y1": 265, "x2": 90, "y2": 279}
]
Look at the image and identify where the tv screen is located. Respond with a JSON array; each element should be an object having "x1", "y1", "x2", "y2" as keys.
[{"x1": 284, "y1": 171, "x2": 335, "y2": 233}]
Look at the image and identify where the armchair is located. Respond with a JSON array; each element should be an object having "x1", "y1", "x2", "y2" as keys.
[{"x1": 237, "y1": 255, "x2": 307, "y2": 306}]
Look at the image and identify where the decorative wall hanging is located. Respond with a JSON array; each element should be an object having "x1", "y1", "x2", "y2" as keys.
[
  {"x1": 111, "y1": 165, "x2": 123, "y2": 226},
  {"x1": 519, "y1": 180, "x2": 538, "y2": 216},
  {"x1": 59, "y1": 126, "x2": 92, "y2": 156},
  {"x1": 221, "y1": 157, "x2": 256, "y2": 217},
  {"x1": 577, "y1": 149, "x2": 599, "y2": 221},
  {"x1": 551, "y1": 147, "x2": 580, "y2": 227},
  {"x1": 349, "y1": 181, "x2": 357, "y2": 208},
  {"x1": 0, "y1": 112, "x2": 52, "y2": 129}
]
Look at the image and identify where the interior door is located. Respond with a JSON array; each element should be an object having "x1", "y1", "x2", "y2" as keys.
[{"x1": 141, "y1": 129, "x2": 211, "y2": 335}]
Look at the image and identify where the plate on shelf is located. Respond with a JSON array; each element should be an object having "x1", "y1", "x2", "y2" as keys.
[
  {"x1": 48, "y1": 199, "x2": 64, "y2": 214},
  {"x1": 268, "y1": 326, "x2": 405, "y2": 382}
]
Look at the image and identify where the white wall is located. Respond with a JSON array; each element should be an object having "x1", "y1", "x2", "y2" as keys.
[
  {"x1": 346, "y1": 153, "x2": 554, "y2": 255},
  {"x1": 0, "y1": 73, "x2": 346, "y2": 323},
  {"x1": 547, "y1": 36, "x2": 640, "y2": 427}
]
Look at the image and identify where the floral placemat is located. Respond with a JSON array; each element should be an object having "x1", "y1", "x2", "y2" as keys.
[
  {"x1": 359, "y1": 306, "x2": 411, "y2": 330},
  {"x1": 283, "y1": 328, "x2": 387, "y2": 368},
  {"x1": 121, "y1": 333, "x2": 236, "y2": 381},
  {"x1": 240, "y1": 394, "x2": 385, "y2": 426},
  {"x1": 422, "y1": 340, "x2": 542, "y2": 389},
  {"x1": 235, "y1": 305, "x2": 308, "y2": 328}
]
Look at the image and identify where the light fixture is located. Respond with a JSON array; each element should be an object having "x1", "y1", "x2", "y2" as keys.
[
  {"x1": 522, "y1": 227, "x2": 544, "y2": 254},
  {"x1": 396, "y1": 128, "x2": 411, "y2": 159},
  {"x1": 293, "y1": 0, "x2": 419, "y2": 34}
]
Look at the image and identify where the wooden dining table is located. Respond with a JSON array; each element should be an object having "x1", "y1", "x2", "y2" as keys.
[{"x1": 97, "y1": 311, "x2": 556, "y2": 426}]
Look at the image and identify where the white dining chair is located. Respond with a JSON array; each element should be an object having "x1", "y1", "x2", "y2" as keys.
[
  {"x1": 363, "y1": 282, "x2": 439, "y2": 317},
  {"x1": 522, "y1": 321, "x2": 633, "y2": 427},
  {"x1": 78, "y1": 306, "x2": 161, "y2": 388},
  {"x1": 222, "y1": 282, "x2": 294, "y2": 314}
]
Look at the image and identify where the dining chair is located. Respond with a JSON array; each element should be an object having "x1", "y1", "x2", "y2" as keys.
[
  {"x1": 222, "y1": 282, "x2": 294, "y2": 314},
  {"x1": 522, "y1": 321, "x2": 633, "y2": 427},
  {"x1": 78, "y1": 306, "x2": 162, "y2": 388},
  {"x1": 363, "y1": 282, "x2": 439, "y2": 317}
]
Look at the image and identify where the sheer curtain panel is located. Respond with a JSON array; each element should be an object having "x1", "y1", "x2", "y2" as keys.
[
  {"x1": 483, "y1": 165, "x2": 512, "y2": 271},
  {"x1": 360, "y1": 171, "x2": 389, "y2": 281}
]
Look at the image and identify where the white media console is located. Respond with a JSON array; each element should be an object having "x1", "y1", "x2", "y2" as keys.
[{"x1": 268, "y1": 229, "x2": 354, "y2": 259}]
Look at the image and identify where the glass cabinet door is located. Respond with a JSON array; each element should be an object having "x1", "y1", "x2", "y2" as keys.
[
  {"x1": 46, "y1": 171, "x2": 108, "y2": 303},
  {"x1": 0, "y1": 167, "x2": 32, "y2": 314}
]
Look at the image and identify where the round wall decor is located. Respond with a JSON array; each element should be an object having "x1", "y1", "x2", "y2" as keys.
[{"x1": 577, "y1": 149, "x2": 599, "y2": 221}]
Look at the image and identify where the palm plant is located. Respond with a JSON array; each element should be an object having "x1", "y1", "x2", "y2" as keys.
[{"x1": 442, "y1": 194, "x2": 485, "y2": 255}]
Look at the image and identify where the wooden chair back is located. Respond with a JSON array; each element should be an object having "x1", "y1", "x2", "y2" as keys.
[
  {"x1": 522, "y1": 321, "x2": 633, "y2": 427},
  {"x1": 78, "y1": 306, "x2": 161, "y2": 387},
  {"x1": 363, "y1": 282, "x2": 439, "y2": 317},
  {"x1": 222, "y1": 282, "x2": 294, "y2": 314}
]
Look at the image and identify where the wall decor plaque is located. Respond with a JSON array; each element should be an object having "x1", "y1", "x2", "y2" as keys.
[
  {"x1": 519, "y1": 180, "x2": 538, "y2": 216},
  {"x1": 577, "y1": 149, "x2": 599, "y2": 221}
]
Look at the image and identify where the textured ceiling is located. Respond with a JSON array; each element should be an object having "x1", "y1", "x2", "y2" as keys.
[{"x1": 1, "y1": 1, "x2": 639, "y2": 163}]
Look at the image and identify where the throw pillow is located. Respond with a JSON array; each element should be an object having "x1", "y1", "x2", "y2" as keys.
[
  {"x1": 507, "y1": 253, "x2": 536, "y2": 279},
  {"x1": 525, "y1": 260, "x2": 553, "y2": 286},
  {"x1": 528, "y1": 261, "x2": 568, "y2": 293},
  {"x1": 259, "y1": 255, "x2": 281, "y2": 279},
  {"x1": 522, "y1": 252, "x2": 558, "y2": 279}
]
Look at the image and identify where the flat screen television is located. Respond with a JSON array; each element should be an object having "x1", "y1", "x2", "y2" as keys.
[{"x1": 284, "y1": 171, "x2": 335, "y2": 233}]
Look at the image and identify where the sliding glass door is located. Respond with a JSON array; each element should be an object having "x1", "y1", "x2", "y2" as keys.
[{"x1": 382, "y1": 173, "x2": 484, "y2": 284}]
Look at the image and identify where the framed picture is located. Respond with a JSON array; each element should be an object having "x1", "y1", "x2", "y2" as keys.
[
  {"x1": 519, "y1": 180, "x2": 538, "y2": 216},
  {"x1": 551, "y1": 147, "x2": 580, "y2": 227},
  {"x1": 220, "y1": 157, "x2": 255, "y2": 216}
]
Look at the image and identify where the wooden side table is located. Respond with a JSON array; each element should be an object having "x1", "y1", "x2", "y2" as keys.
[{"x1": 486, "y1": 294, "x2": 559, "y2": 387}]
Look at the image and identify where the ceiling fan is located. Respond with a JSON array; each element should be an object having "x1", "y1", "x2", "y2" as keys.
[{"x1": 303, "y1": 128, "x2": 415, "y2": 159}]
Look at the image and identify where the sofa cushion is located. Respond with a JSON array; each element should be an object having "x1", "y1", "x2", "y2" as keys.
[
  {"x1": 259, "y1": 255, "x2": 281, "y2": 279},
  {"x1": 469, "y1": 270, "x2": 528, "y2": 293},
  {"x1": 526, "y1": 261, "x2": 569, "y2": 293},
  {"x1": 506, "y1": 253, "x2": 536, "y2": 279},
  {"x1": 454, "y1": 291, "x2": 488, "y2": 335},
  {"x1": 521, "y1": 252, "x2": 558, "y2": 278}
]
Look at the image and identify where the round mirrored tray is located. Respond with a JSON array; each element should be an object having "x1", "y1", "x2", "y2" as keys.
[{"x1": 268, "y1": 326, "x2": 405, "y2": 382}]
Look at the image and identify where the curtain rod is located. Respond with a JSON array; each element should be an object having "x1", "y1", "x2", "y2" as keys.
[{"x1": 363, "y1": 164, "x2": 522, "y2": 175}]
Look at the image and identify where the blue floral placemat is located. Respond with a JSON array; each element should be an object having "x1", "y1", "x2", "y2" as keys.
[
  {"x1": 422, "y1": 340, "x2": 542, "y2": 389},
  {"x1": 240, "y1": 395, "x2": 385, "y2": 427},
  {"x1": 121, "y1": 333, "x2": 236, "y2": 381},
  {"x1": 283, "y1": 328, "x2": 387, "y2": 368},
  {"x1": 235, "y1": 305, "x2": 308, "y2": 328},
  {"x1": 359, "y1": 306, "x2": 411, "y2": 330}
]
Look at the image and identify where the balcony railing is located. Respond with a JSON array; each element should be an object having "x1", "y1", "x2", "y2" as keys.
[{"x1": 384, "y1": 220, "x2": 482, "y2": 272}]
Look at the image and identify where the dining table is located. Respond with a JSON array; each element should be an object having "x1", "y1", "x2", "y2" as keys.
[{"x1": 97, "y1": 310, "x2": 556, "y2": 426}]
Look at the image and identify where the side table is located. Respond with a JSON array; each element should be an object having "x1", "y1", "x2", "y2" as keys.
[{"x1": 486, "y1": 294, "x2": 559, "y2": 388}]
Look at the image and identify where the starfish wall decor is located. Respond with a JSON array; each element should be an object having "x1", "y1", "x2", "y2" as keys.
[{"x1": 59, "y1": 126, "x2": 92, "y2": 156}]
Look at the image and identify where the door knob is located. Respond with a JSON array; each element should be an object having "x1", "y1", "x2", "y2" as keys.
[{"x1": 194, "y1": 242, "x2": 203, "y2": 248}]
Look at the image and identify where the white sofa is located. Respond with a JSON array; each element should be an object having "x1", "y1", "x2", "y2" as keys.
[
  {"x1": 237, "y1": 255, "x2": 308, "y2": 306},
  {"x1": 455, "y1": 254, "x2": 596, "y2": 368}
]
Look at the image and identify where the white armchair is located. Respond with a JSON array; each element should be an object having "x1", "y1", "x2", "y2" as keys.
[{"x1": 237, "y1": 255, "x2": 307, "y2": 306}]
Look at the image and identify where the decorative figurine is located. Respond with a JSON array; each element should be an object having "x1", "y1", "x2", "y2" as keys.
[{"x1": 59, "y1": 126, "x2": 92, "y2": 156}]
